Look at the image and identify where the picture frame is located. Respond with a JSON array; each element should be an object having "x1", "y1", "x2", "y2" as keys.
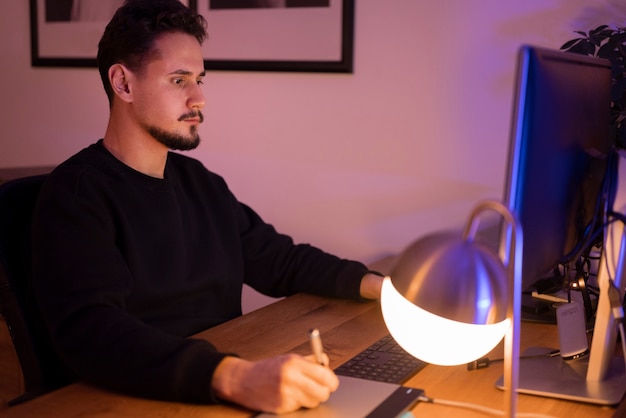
[
  {"x1": 190, "y1": 0, "x2": 354, "y2": 72},
  {"x1": 30, "y1": 0, "x2": 190, "y2": 67},
  {"x1": 30, "y1": 0, "x2": 353, "y2": 73}
]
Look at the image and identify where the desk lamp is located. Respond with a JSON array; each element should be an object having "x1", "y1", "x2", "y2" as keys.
[{"x1": 380, "y1": 200, "x2": 522, "y2": 417}]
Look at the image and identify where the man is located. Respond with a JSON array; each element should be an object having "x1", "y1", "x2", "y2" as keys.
[{"x1": 32, "y1": 0, "x2": 383, "y2": 414}]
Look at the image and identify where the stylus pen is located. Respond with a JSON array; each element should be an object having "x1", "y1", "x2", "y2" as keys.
[{"x1": 308, "y1": 328, "x2": 328, "y2": 367}]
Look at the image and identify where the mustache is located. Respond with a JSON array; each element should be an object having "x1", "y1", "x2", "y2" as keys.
[{"x1": 178, "y1": 111, "x2": 204, "y2": 122}]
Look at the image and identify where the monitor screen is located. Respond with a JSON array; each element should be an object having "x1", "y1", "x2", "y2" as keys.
[{"x1": 503, "y1": 45, "x2": 615, "y2": 293}]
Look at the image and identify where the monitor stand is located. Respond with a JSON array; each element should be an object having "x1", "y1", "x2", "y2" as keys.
[{"x1": 496, "y1": 346, "x2": 626, "y2": 405}]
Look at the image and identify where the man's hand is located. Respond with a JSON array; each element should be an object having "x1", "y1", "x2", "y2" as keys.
[
  {"x1": 212, "y1": 354, "x2": 339, "y2": 414},
  {"x1": 359, "y1": 272, "x2": 384, "y2": 300}
]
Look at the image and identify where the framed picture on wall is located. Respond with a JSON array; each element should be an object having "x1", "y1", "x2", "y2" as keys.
[
  {"x1": 30, "y1": 0, "x2": 190, "y2": 67},
  {"x1": 190, "y1": 0, "x2": 354, "y2": 72}
]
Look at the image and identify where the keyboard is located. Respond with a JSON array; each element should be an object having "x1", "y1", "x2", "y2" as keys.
[{"x1": 334, "y1": 334, "x2": 428, "y2": 384}]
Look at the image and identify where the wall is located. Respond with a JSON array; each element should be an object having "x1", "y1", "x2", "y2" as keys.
[{"x1": 1, "y1": 1, "x2": 623, "y2": 311}]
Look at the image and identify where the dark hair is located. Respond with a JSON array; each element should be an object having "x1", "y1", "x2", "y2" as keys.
[{"x1": 97, "y1": 0, "x2": 208, "y2": 106}]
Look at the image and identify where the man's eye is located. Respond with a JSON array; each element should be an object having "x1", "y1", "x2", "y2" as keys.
[
  {"x1": 197, "y1": 79, "x2": 204, "y2": 85},
  {"x1": 173, "y1": 78, "x2": 184, "y2": 85}
]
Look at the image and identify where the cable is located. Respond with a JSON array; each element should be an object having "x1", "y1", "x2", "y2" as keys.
[
  {"x1": 607, "y1": 278, "x2": 626, "y2": 373},
  {"x1": 607, "y1": 279, "x2": 624, "y2": 320},
  {"x1": 601, "y1": 213, "x2": 624, "y2": 282},
  {"x1": 560, "y1": 146, "x2": 619, "y2": 266},
  {"x1": 619, "y1": 322, "x2": 626, "y2": 374},
  {"x1": 467, "y1": 350, "x2": 560, "y2": 371},
  {"x1": 417, "y1": 394, "x2": 558, "y2": 418}
]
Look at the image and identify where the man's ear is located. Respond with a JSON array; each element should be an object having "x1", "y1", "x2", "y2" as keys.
[{"x1": 109, "y1": 64, "x2": 133, "y2": 103}]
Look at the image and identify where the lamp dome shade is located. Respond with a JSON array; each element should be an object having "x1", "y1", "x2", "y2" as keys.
[
  {"x1": 380, "y1": 231, "x2": 511, "y2": 365},
  {"x1": 389, "y1": 231, "x2": 508, "y2": 325}
]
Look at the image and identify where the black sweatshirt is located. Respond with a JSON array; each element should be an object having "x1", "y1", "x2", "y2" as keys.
[{"x1": 32, "y1": 140, "x2": 368, "y2": 403}]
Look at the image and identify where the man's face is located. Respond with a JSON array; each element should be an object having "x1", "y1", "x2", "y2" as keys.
[{"x1": 131, "y1": 32, "x2": 206, "y2": 151}]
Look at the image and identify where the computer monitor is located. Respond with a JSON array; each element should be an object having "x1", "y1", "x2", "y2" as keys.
[
  {"x1": 499, "y1": 45, "x2": 626, "y2": 405},
  {"x1": 504, "y1": 45, "x2": 614, "y2": 296}
]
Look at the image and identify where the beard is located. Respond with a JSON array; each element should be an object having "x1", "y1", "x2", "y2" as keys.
[
  {"x1": 145, "y1": 111, "x2": 204, "y2": 151},
  {"x1": 147, "y1": 126, "x2": 201, "y2": 151}
]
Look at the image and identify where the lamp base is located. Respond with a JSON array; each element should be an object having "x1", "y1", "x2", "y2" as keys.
[{"x1": 495, "y1": 347, "x2": 626, "y2": 405}]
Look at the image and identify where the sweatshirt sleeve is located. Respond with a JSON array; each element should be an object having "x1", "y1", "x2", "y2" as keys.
[{"x1": 235, "y1": 202, "x2": 370, "y2": 301}]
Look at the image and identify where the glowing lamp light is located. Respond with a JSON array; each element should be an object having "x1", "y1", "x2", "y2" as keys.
[
  {"x1": 381, "y1": 278, "x2": 510, "y2": 365},
  {"x1": 380, "y1": 200, "x2": 522, "y2": 417}
]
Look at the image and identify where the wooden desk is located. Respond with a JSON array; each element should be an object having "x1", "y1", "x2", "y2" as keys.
[{"x1": 2, "y1": 293, "x2": 621, "y2": 418}]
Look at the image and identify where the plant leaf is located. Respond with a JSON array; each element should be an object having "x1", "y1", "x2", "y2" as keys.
[{"x1": 560, "y1": 38, "x2": 584, "y2": 50}]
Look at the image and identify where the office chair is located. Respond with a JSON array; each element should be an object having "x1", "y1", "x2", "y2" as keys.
[{"x1": 0, "y1": 174, "x2": 73, "y2": 405}]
